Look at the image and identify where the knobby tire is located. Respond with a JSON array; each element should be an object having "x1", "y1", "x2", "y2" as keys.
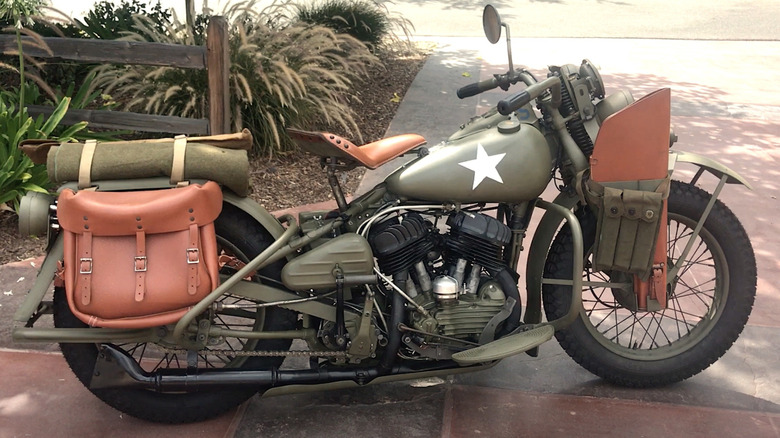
[{"x1": 542, "y1": 181, "x2": 756, "y2": 387}]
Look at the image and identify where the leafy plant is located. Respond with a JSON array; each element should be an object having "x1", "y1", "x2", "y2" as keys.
[
  {"x1": 72, "y1": 0, "x2": 172, "y2": 40},
  {"x1": 2, "y1": 57, "x2": 125, "y2": 140},
  {"x1": 296, "y1": 0, "x2": 388, "y2": 49},
  {"x1": 92, "y1": 1, "x2": 379, "y2": 156},
  {"x1": 50, "y1": 71, "x2": 127, "y2": 142},
  {"x1": 1, "y1": 0, "x2": 48, "y2": 117},
  {"x1": 0, "y1": 0, "x2": 101, "y2": 211},
  {"x1": 295, "y1": 0, "x2": 414, "y2": 53},
  {"x1": 0, "y1": 95, "x2": 87, "y2": 211},
  {"x1": 0, "y1": 0, "x2": 172, "y2": 39},
  {"x1": 1, "y1": 0, "x2": 173, "y2": 93},
  {"x1": 0, "y1": 0, "x2": 45, "y2": 28}
]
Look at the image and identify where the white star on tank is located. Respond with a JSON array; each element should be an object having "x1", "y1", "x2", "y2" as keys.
[{"x1": 458, "y1": 143, "x2": 506, "y2": 190}]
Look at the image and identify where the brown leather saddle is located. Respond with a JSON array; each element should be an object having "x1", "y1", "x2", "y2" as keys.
[{"x1": 288, "y1": 129, "x2": 426, "y2": 169}]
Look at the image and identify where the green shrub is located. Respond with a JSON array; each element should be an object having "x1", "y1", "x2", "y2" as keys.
[
  {"x1": 0, "y1": 94, "x2": 88, "y2": 211},
  {"x1": 296, "y1": 0, "x2": 414, "y2": 53},
  {"x1": 0, "y1": 65, "x2": 102, "y2": 213},
  {"x1": 72, "y1": 0, "x2": 172, "y2": 40},
  {"x1": 0, "y1": 0, "x2": 173, "y2": 39},
  {"x1": 92, "y1": 1, "x2": 379, "y2": 156},
  {"x1": 1, "y1": 0, "x2": 173, "y2": 92},
  {"x1": 0, "y1": 0, "x2": 45, "y2": 28},
  {"x1": 297, "y1": 0, "x2": 388, "y2": 49},
  {"x1": 0, "y1": 0, "x2": 113, "y2": 211}
]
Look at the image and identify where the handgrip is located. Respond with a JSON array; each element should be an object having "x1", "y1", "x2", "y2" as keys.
[
  {"x1": 497, "y1": 76, "x2": 561, "y2": 115},
  {"x1": 497, "y1": 91, "x2": 530, "y2": 115},
  {"x1": 457, "y1": 77, "x2": 499, "y2": 99}
]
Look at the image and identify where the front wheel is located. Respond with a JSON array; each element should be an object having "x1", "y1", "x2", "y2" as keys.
[{"x1": 543, "y1": 181, "x2": 756, "y2": 387}]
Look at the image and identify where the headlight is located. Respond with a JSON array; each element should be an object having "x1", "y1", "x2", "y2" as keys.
[{"x1": 18, "y1": 191, "x2": 54, "y2": 237}]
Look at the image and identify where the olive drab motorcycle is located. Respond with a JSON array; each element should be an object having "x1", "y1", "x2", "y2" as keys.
[{"x1": 12, "y1": 5, "x2": 756, "y2": 423}]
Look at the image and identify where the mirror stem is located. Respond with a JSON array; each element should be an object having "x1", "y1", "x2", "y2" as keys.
[{"x1": 503, "y1": 23, "x2": 514, "y2": 76}]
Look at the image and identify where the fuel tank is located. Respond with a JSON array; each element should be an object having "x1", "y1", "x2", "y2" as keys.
[
  {"x1": 385, "y1": 119, "x2": 553, "y2": 203},
  {"x1": 448, "y1": 103, "x2": 538, "y2": 142}
]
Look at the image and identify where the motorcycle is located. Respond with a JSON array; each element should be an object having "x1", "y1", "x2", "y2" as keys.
[{"x1": 12, "y1": 5, "x2": 756, "y2": 423}]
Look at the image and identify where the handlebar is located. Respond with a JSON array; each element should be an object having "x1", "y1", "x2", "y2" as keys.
[
  {"x1": 457, "y1": 77, "x2": 500, "y2": 99},
  {"x1": 457, "y1": 69, "x2": 537, "y2": 100},
  {"x1": 497, "y1": 76, "x2": 561, "y2": 115}
]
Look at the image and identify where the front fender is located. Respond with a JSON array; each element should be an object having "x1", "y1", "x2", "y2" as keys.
[{"x1": 670, "y1": 149, "x2": 753, "y2": 189}]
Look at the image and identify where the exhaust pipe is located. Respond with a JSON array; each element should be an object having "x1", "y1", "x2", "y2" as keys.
[{"x1": 90, "y1": 344, "x2": 457, "y2": 392}]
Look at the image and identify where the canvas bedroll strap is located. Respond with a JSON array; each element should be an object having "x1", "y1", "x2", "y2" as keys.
[
  {"x1": 78, "y1": 139, "x2": 97, "y2": 189},
  {"x1": 171, "y1": 135, "x2": 188, "y2": 187}
]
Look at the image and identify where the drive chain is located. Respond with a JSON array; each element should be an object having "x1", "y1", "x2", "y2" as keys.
[{"x1": 163, "y1": 347, "x2": 348, "y2": 358}]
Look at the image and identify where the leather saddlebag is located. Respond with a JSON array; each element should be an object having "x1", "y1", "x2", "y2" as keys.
[{"x1": 57, "y1": 181, "x2": 223, "y2": 328}]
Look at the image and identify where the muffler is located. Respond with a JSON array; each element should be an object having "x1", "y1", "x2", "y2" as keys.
[{"x1": 90, "y1": 344, "x2": 457, "y2": 392}]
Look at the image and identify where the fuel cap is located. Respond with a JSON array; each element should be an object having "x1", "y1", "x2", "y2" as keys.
[{"x1": 497, "y1": 118, "x2": 521, "y2": 134}]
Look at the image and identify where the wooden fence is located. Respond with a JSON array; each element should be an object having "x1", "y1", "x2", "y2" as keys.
[{"x1": 0, "y1": 17, "x2": 230, "y2": 135}]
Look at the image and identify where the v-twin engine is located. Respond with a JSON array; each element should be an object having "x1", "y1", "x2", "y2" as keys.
[{"x1": 370, "y1": 210, "x2": 517, "y2": 343}]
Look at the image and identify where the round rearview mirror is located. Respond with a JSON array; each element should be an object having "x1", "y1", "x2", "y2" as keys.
[{"x1": 483, "y1": 5, "x2": 502, "y2": 44}]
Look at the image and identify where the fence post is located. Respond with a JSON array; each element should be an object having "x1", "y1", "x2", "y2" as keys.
[{"x1": 207, "y1": 16, "x2": 230, "y2": 135}]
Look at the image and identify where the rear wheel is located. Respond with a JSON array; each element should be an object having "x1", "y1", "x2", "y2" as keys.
[
  {"x1": 55, "y1": 205, "x2": 296, "y2": 423},
  {"x1": 543, "y1": 181, "x2": 756, "y2": 387}
]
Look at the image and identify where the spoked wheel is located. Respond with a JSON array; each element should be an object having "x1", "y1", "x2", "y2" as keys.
[
  {"x1": 55, "y1": 206, "x2": 296, "y2": 423},
  {"x1": 543, "y1": 181, "x2": 756, "y2": 387}
]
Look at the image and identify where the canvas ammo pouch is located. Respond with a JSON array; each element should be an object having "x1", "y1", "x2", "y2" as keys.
[
  {"x1": 578, "y1": 173, "x2": 670, "y2": 279},
  {"x1": 57, "y1": 181, "x2": 223, "y2": 328}
]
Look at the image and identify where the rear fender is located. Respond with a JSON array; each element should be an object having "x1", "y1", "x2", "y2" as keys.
[{"x1": 222, "y1": 191, "x2": 286, "y2": 238}]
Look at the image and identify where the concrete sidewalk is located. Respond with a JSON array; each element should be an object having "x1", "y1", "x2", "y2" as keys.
[{"x1": 2, "y1": 37, "x2": 780, "y2": 437}]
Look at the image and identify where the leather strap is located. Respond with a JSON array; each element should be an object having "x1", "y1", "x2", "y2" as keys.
[
  {"x1": 79, "y1": 231, "x2": 93, "y2": 306},
  {"x1": 574, "y1": 169, "x2": 589, "y2": 206},
  {"x1": 134, "y1": 231, "x2": 147, "y2": 302},
  {"x1": 654, "y1": 175, "x2": 672, "y2": 199},
  {"x1": 78, "y1": 139, "x2": 97, "y2": 189},
  {"x1": 170, "y1": 135, "x2": 188, "y2": 186},
  {"x1": 187, "y1": 223, "x2": 200, "y2": 295}
]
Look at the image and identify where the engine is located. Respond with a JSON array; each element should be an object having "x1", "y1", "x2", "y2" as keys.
[{"x1": 369, "y1": 210, "x2": 518, "y2": 346}]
